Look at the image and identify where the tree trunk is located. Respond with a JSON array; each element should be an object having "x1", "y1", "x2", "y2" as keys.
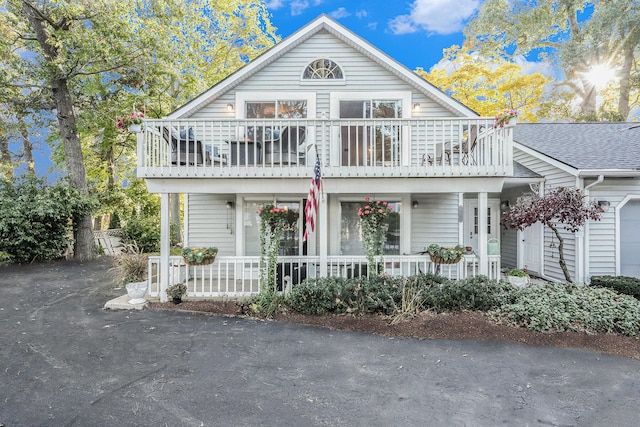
[
  {"x1": 23, "y1": 3, "x2": 94, "y2": 261},
  {"x1": 170, "y1": 193, "x2": 182, "y2": 244},
  {"x1": 18, "y1": 118, "x2": 35, "y2": 174},
  {"x1": 618, "y1": 43, "x2": 634, "y2": 120},
  {"x1": 550, "y1": 224, "x2": 572, "y2": 282},
  {"x1": 0, "y1": 133, "x2": 12, "y2": 179},
  {"x1": 579, "y1": 78, "x2": 598, "y2": 119}
]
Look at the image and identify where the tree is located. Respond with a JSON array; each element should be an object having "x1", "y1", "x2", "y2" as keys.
[
  {"x1": 0, "y1": 0, "x2": 277, "y2": 259},
  {"x1": 501, "y1": 187, "x2": 603, "y2": 282},
  {"x1": 466, "y1": 0, "x2": 640, "y2": 121},
  {"x1": 415, "y1": 45, "x2": 550, "y2": 120}
]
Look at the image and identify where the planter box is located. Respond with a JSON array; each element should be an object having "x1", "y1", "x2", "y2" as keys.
[{"x1": 508, "y1": 275, "x2": 530, "y2": 288}]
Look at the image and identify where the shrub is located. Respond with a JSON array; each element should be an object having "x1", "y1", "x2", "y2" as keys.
[
  {"x1": 0, "y1": 175, "x2": 95, "y2": 263},
  {"x1": 423, "y1": 276, "x2": 516, "y2": 312},
  {"x1": 121, "y1": 216, "x2": 160, "y2": 253},
  {"x1": 495, "y1": 282, "x2": 640, "y2": 336},
  {"x1": 285, "y1": 277, "x2": 346, "y2": 315},
  {"x1": 109, "y1": 243, "x2": 148, "y2": 285},
  {"x1": 590, "y1": 275, "x2": 640, "y2": 300},
  {"x1": 338, "y1": 275, "x2": 403, "y2": 315}
]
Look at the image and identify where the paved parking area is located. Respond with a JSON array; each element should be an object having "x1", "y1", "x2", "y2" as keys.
[{"x1": 1, "y1": 258, "x2": 639, "y2": 426}]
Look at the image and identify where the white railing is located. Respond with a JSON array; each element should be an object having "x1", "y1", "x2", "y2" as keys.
[
  {"x1": 138, "y1": 118, "x2": 513, "y2": 178},
  {"x1": 147, "y1": 254, "x2": 501, "y2": 298}
]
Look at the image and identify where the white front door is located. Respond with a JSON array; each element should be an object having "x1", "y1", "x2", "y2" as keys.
[
  {"x1": 464, "y1": 201, "x2": 499, "y2": 253},
  {"x1": 520, "y1": 223, "x2": 542, "y2": 274}
]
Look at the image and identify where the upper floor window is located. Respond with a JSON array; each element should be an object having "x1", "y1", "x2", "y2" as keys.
[{"x1": 303, "y1": 59, "x2": 344, "y2": 80}]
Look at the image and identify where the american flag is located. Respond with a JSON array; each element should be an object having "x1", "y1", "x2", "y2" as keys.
[{"x1": 303, "y1": 158, "x2": 321, "y2": 242}]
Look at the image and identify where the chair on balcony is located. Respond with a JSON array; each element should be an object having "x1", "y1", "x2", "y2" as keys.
[
  {"x1": 422, "y1": 125, "x2": 479, "y2": 166},
  {"x1": 163, "y1": 127, "x2": 226, "y2": 166},
  {"x1": 264, "y1": 126, "x2": 306, "y2": 165}
]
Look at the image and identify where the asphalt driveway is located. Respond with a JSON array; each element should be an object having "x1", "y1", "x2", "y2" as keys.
[{"x1": 1, "y1": 258, "x2": 639, "y2": 426}]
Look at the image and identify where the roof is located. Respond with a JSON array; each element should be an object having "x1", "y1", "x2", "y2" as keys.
[
  {"x1": 514, "y1": 123, "x2": 640, "y2": 174},
  {"x1": 168, "y1": 14, "x2": 477, "y2": 119}
]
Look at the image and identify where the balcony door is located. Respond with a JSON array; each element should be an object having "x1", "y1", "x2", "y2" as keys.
[{"x1": 339, "y1": 100, "x2": 402, "y2": 166}]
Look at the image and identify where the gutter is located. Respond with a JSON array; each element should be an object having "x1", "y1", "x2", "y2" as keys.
[{"x1": 582, "y1": 175, "x2": 605, "y2": 284}]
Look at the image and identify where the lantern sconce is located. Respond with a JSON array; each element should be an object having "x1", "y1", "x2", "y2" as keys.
[
  {"x1": 226, "y1": 103, "x2": 235, "y2": 112},
  {"x1": 500, "y1": 200, "x2": 510, "y2": 211},
  {"x1": 412, "y1": 200, "x2": 419, "y2": 209},
  {"x1": 597, "y1": 200, "x2": 610, "y2": 212}
]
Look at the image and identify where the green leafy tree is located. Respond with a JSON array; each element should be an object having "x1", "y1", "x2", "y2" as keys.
[
  {"x1": 466, "y1": 0, "x2": 639, "y2": 121},
  {"x1": 0, "y1": 175, "x2": 95, "y2": 263},
  {"x1": 0, "y1": 1, "x2": 277, "y2": 259},
  {"x1": 416, "y1": 45, "x2": 550, "y2": 120}
]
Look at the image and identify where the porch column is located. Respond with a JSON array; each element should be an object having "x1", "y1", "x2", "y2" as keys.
[
  {"x1": 160, "y1": 193, "x2": 170, "y2": 302},
  {"x1": 319, "y1": 195, "x2": 328, "y2": 276},
  {"x1": 478, "y1": 192, "x2": 488, "y2": 276}
]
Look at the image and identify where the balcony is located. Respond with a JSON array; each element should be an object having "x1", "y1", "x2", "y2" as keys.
[{"x1": 137, "y1": 118, "x2": 513, "y2": 179}]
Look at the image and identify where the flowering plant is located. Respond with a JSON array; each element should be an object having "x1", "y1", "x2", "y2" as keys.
[
  {"x1": 358, "y1": 198, "x2": 393, "y2": 269},
  {"x1": 426, "y1": 244, "x2": 465, "y2": 263},
  {"x1": 493, "y1": 109, "x2": 518, "y2": 128},
  {"x1": 181, "y1": 246, "x2": 217, "y2": 264},
  {"x1": 257, "y1": 204, "x2": 290, "y2": 292},
  {"x1": 116, "y1": 111, "x2": 144, "y2": 130}
]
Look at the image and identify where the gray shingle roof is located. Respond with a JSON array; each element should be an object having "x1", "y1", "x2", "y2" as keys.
[{"x1": 513, "y1": 123, "x2": 640, "y2": 170}]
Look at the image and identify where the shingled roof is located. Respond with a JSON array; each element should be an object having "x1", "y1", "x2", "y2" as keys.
[{"x1": 514, "y1": 123, "x2": 640, "y2": 171}]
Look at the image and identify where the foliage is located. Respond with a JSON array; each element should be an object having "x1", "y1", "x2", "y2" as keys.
[
  {"x1": 109, "y1": 243, "x2": 148, "y2": 285},
  {"x1": 0, "y1": 175, "x2": 95, "y2": 263},
  {"x1": 249, "y1": 291, "x2": 285, "y2": 318},
  {"x1": 166, "y1": 283, "x2": 187, "y2": 299},
  {"x1": 121, "y1": 216, "x2": 160, "y2": 253},
  {"x1": 357, "y1": 198, "x2": 393, "y2": 269},
  {"x1": 415, "y1": 45, "x2": 549, "y2": 122},
  {"x1": 466, "y1": 0, "x2": 640, "y2": 120},
  {"x1": 501, "y1": 187, "x2": 603, "y2": 282},
  {"x1": 181, "y1": 247, "x2": 218, "y2": 264},
  {"x1": 0, "y1": 251, "x2": 14, "y2": 265},
  {"x1": 494, "y1": 282, "x2": 640, "y2": 336},
  {"x1": 258, "y1": 204, "x2": 290, "y2": 292},
  {"x1": 423, "y1": 276, "x2": 517, "y2": 312},
  {"x1": 507, "y1": 269, "x2": 529, "y2": 278},
  {"x1": 493, "y1": 109, "x2": 519, "y2": 128},
  {"x1": 426, "y1": 244, "x2": 465, "y2": 263},
  {"x1": 116, "y1": 111, "x2": 144, "y2": 131},
  {"x1": 590, "y1": 276, "x2": 640, "y2": 300}
]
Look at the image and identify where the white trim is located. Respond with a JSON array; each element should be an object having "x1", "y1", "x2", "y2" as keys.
[
  {"x1": 235, "y1": 92, "x2": 317, "y2": 119},
  {"x1": 615, "y1": 194, "x2": 640, "y2": 275},
  {"x1": 329, "y1": 91, "x2": 412, "y2": 119},
  {"x1": 168, "y1": 15, "x2": 477, "y2": 119},
  {"x1": 514, "y1": 142, "x2": 578, "y2": 176}
]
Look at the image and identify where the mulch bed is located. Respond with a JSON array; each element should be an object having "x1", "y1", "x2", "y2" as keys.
[{"x1": 148, "y1": 300, "x2": 640, "y2": 361}]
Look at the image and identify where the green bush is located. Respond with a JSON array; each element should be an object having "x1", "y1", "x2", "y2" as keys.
[
  {"x1": 285, "y1": 277, "x2": 346, "y2": 315},
  {"x1": 495, "y1": 282, "x2": 640, "y2": 336},
  {"x1": 0, "y1": 175, "x2": 95, "y2": 263},
  {"x1": 338, "y1": 275, "x2": 403, "y2": 315},
  {"x1": 423, "y1": 276, "x2": 516, "y2": 312},
  {"x1": 121, "y1": 216, "x2": 160, "y2": 253},
  {"x1": 590, "y1": 275, "x2": 640, "y2": 300}
]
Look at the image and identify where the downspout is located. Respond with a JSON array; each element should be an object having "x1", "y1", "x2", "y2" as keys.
[{"x1": 583, "y1": 175, "x2": 605, "y2": 283}]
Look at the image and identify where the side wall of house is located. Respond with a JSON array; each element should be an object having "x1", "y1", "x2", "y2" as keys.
[
  {"x1": 514, "y1": 149, "x2": 578, "y2": 281},
  {"x1": 587, "y1": 178, "x2": 640, "y2": 278},
  {"x1": 410, "y1": 194, "x2": 460, "y2": 253},
  {"x1": 185, "y1": 194, "x2": 237, "y2": 256}
]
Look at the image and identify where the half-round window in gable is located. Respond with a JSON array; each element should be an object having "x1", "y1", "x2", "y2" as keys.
[{"x1": 303, "y1": 59, "x2": 344, "y2": 80}]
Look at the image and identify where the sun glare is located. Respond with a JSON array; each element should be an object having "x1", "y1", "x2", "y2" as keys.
[{"x1": 585, "y1": 64, "x2": 617, "y2": 87}]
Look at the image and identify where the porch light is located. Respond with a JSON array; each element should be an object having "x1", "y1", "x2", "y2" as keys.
[
  {"x1": 226, "y1": 201, "x2": 234, "y2": 209},
  {"x1": 226, "y1": 103, "x2": 234, "y2": 112},
  {"x1": 412, "y1": 200, "x2": 419, "y2": 209},
  {"x1": 597, "y1": 200, "x2": 610, "y2": 212},
  {"x1": 413, "y1": 103, "x2": 421, "y2": 111},
  {"x1": 500, "y1": 200, "x2": 510, "y2": 211}
]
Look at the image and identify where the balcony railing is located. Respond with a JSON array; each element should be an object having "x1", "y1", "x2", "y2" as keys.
[
  {"x1": 147, "y1": 254, "x2": 501, "y2": 299},
  {"x1": 138, "y1": 118, "x2": 513, "y2": 178}
]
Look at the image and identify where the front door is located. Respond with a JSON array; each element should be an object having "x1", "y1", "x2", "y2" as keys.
[
  {"x1": 464, "y1": 200, "x2": 499, "y2": 254},
  {"x1": 520, "y1": 223, "x2": 542, "y2": 274}
]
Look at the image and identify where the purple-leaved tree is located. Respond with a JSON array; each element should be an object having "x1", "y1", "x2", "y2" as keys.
[{"x1": 502, "y1": 187, "x2": 603, "y2": 282}]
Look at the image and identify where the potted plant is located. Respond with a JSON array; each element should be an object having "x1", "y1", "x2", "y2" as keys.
[
  {"x1": 357, "y1": 197, "x2": 393, "y2": 270},
  {"x1": 506, "y1": 268, "x2": 530, "y2": 288},
  {"x1": 182, "y1": 246, "x2": 218, "y2": 265},
  {"x1": 426, "y1": 244, "x2": 465, "y2": 264},
  {"x1": 109, "y1": 242, "x2": 148, "y2": 305},
  {"x1": 116, "y1": 111, "x2": 144, "y2": 133},
  {"x1": 493, "y1": 109, "x2": 518, "y2": 128},
  {"x1": 166, "y1": 283, "x2": 187, "y2": 304}
]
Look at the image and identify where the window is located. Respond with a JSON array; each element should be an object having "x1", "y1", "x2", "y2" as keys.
[
  {"x1": 340, "y1": 201, "x2": 401, "y2": 255},
  {"x1": 303, "y1": 59, "x2": 344, "y2": 80},
  {"x1": 244, "y1": 201, "x2": 302, "y2": 256},
  {"x1": 245, "y1": 100, "x2": 308, "y2": 119}
]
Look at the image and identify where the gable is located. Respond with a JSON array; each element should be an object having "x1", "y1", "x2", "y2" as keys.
[{"x1": 169, "y1": 15, "x2": 476, "y2": 119}]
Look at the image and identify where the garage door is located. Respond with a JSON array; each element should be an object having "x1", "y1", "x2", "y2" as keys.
[{"x1": 620, "y1": 199, "x2": 640, "y2": 278}]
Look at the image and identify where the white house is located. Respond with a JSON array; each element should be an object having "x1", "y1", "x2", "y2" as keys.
[{"x1": 136, "y1": 15, "x2": 639, "y2": 300}]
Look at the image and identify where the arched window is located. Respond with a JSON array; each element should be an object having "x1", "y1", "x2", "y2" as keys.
[{"x1": 303, "y1": 59, "x2": 344, "y2": 80}]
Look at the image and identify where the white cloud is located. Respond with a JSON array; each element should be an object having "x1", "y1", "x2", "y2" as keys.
[
  {"x1": 356, "y1": 10, "x2": 368, "y2": 19},
  {"x1": 330, "y1": 7, "x2": 351, "y2": 19},
  {"x1": 291, "y1": 0, "x2": 309, "y2": 16},
  {"x1": 367, "y1": 21, "x2": 378, "y2": 30},
  {"x1": 389, "y1": 0, "x2": 480, "y2": 35},
  {"x1": 265, "y1": 0, "x2": 285, "y2": 9}
]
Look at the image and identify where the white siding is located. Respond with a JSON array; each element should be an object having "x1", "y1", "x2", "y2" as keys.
[
  {"x1": 189, "y1": 31, "x2": 456, "y2": 119},
  {"x1": 186, "y1": 194, "x2": 237, "y2": 256},
  {"x1": 410, "y1": 194, "x2": 460, "y2": 253},
  {"x1": 514, "y1": 149, "x2": 578, "y2": 281}
]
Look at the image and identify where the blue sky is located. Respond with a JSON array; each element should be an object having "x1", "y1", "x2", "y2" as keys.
[{"x1": 265, "y1": 0, "x2": 480, "y2": 71}]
